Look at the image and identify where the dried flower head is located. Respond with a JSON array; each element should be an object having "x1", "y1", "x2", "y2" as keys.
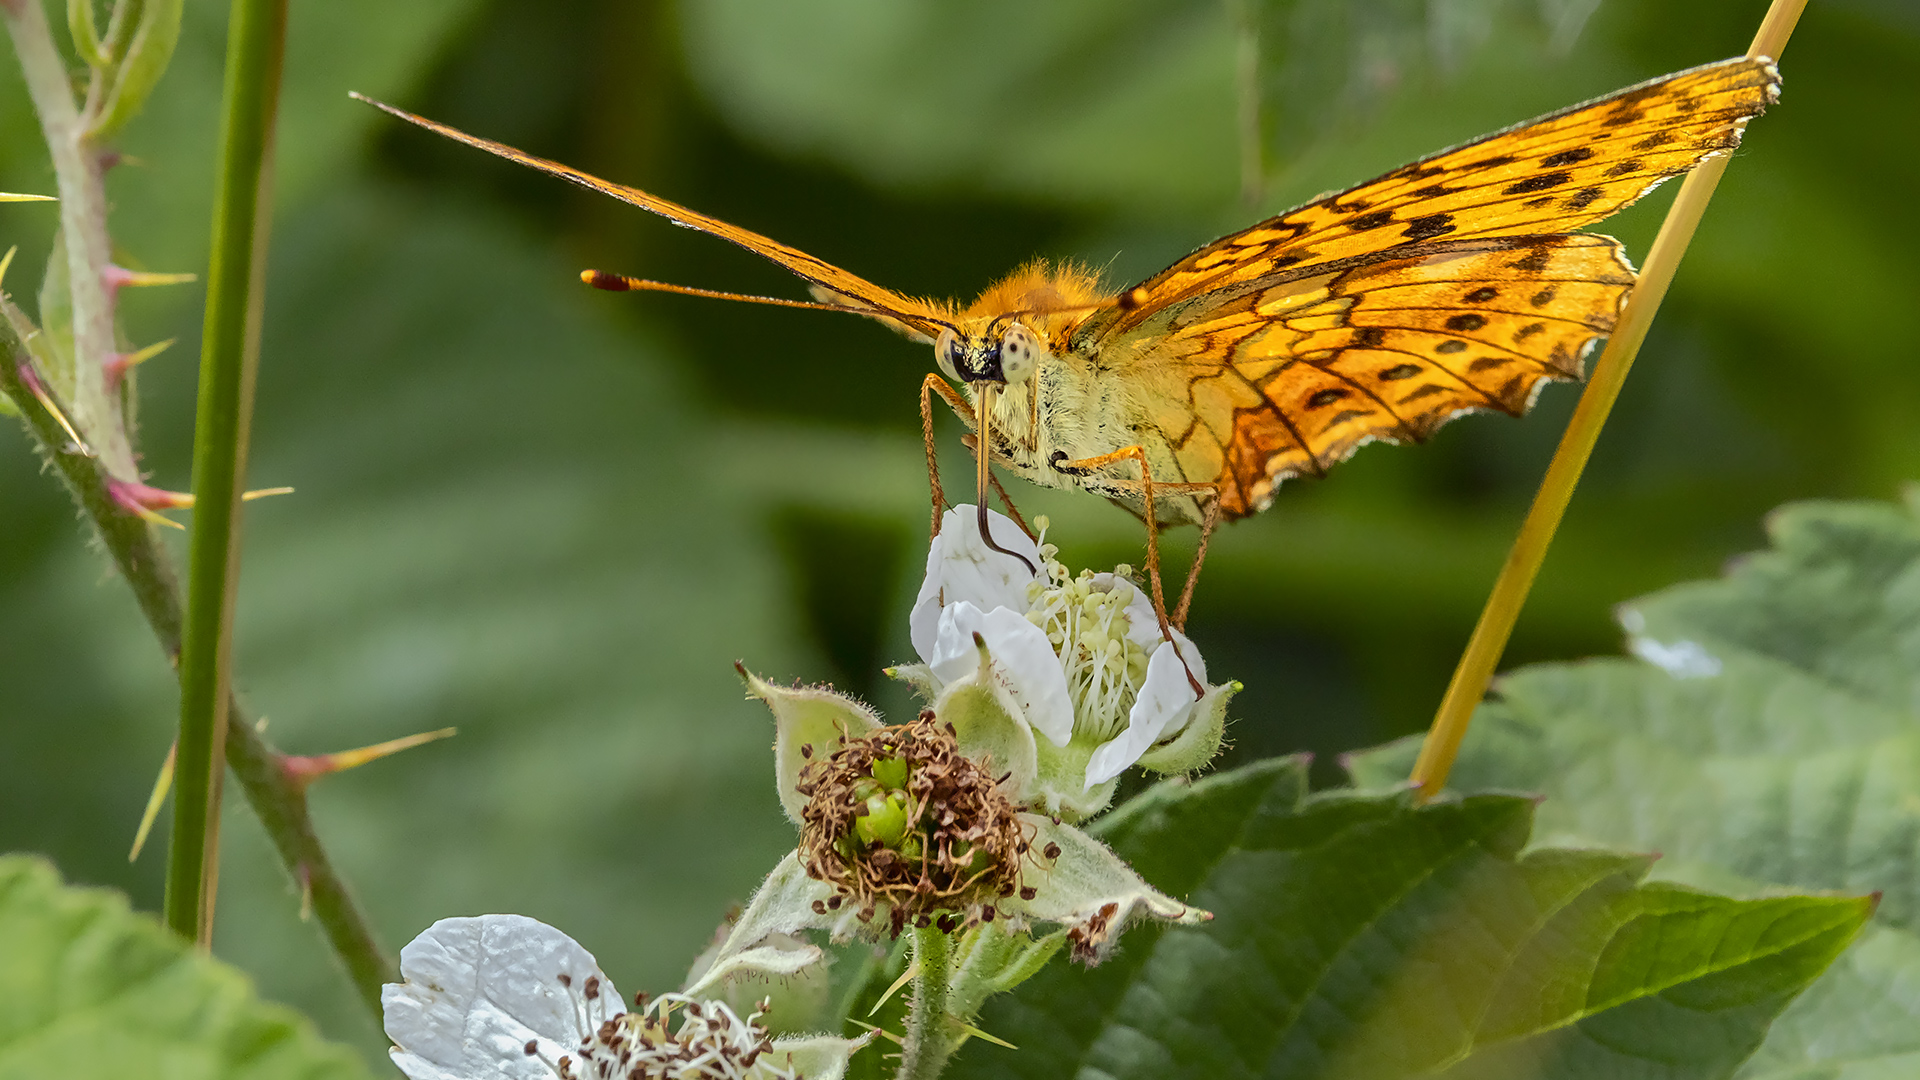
[{"x1": 796, "y1": 711, "x2": 1026, "y2": 934}]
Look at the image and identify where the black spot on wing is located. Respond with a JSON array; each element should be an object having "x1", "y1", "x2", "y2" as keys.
[
  {"x1": 1632, "y1": 131, "x2": 1675, "y2": 151},
  {"x1": 1379, "y1": 363, "x2": 1420, "y2": 381},
  {"x1": 1504, "y1": 171, "x2": 1572, "y2": 195},
  {"x1": 1541, "y1": 147, "x2": 1596, "y2": 167},
  {"x1": 1349, "y1": 210, "x2": 1396, "y2": 231},
  {"x1": 1435, "y1": 340, "x2": 1467, "y2": 354},
  {"x1": 1604, "y1": 160, "x2": 1643, "y2": 178},
  {"x1": 1353, "y1": 326, "x2": 1387, "y2": 348},
  {"x1": 1445, "y1": 314, "x2": 1487, "y2": 332},
  {"x1": 1509, "y1": 248, "x2": 1553, "y2": 272},
  {"x1": 1530, "y1": 287, "x2": 1557, "y2": 307},
  {"x1": 1400, "y1": 213, "x2": 1456, "y2": 240},
  {"x1": 1463, "y1": 287, "x2": 1499, "y2": 303},
  {"x1": 1564, "y1": 187, "x2": 1605, "y2": 210},
  {"x1": 1307, "y1": 388, "x2": 1349, "y2": 408}
]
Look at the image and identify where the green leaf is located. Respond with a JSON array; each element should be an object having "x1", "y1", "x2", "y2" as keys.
[
  {"x1": 1346, "y1": 493, "x2": 1920, "y2": 1077},
  {"x1": 0, "y1": 853, "x2": 370, "y2": 1079},
  {"x1": 945, "y1": 756, "x2": 1868, "y2": 1080},
  {"x1": 88, "y1": 0, "x2": 183, "y2": 141},
  {"x1": 32, "y1": 230, "x2": 74, "y2": 402}
]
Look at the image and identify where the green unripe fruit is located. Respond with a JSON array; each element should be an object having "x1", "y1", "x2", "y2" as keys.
[
  {"x1": 853, "y1": 792, "x2": 910, "y2": 848},
  {"x1": 871, "y1": 756, "x2": 910, "y2": 790}
]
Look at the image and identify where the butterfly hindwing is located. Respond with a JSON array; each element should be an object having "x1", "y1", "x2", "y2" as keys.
[{"x1": 1136, "y1": 236, "x2": 1633, "y2": 515}]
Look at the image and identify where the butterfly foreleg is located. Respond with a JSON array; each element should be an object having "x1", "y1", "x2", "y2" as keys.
[
  {"x1": 920, "y1": 374, "x2": 973, "y2": 538},
  {"x1": 1054, "y1": 446, "x2": 1207, "y2": 695}
]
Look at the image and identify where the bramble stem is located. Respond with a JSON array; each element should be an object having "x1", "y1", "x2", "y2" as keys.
[
  {"x1": 1409, "y1": 0, "x2": 1809, "y2": 801},
  {"x1": 897, "y1": 927, "x2": 958, "y2": 1080},
  {"x1": 0, "y1": 349, "x2": 395, "y2": 1018},
  {"x1": 167, "y1": 0, "x2": 287, "y2": 945},
  {"x1": 1, "y1": 0, "x2": 136, "y2": 478}
]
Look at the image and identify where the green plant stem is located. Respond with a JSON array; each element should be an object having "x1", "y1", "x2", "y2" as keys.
[
  {"x1": 168, "y1": 0, "x2": 287, "y2": 946},
  {"x1": 0, "y1": 346, "x2": 395, "y2": 1019},
  {"x1": 898, "y1": 927, "x2": 958, "y2": 1080},
  {"x1": 1409, "y1": 0, "x2": 1810, "y2": 801},
  {"x1": 2, "y1": 0, "x2": 136, "y2": 478}
]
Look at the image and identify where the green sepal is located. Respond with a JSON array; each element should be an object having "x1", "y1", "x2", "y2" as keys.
[
  {"x1": 947, "y1": 922, "x2": 1068, "y2": 1021},
  {"x1": 930, "y1": 647, "x2": 1039, "y2": 806},
  {"x1": 743, "y1": 665, "x2": 882, "y2": 825}
]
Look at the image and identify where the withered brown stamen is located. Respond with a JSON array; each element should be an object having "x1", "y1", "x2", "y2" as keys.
[{"x1": 796, "y1": 711, "x2": 1027, "y2": 932}]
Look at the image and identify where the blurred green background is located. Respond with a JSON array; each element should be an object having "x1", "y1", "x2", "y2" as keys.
[{"x1": 2, "y1": 0, "x2": 1914, "y2": 1064}]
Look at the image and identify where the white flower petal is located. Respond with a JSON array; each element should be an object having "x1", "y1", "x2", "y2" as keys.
[
  {"x1": 930, "y1": 602, "x2": 1073, "y2": 747},
  {"x1": 1084, "y1": 637, "x2": 1204, "y2": 788},
  {"x1": 384, "y1": 915, "x2": 620, "y2": 1080},
  {"x1": 910, "y1": 506, "x2": 1039, "y2": 664}
]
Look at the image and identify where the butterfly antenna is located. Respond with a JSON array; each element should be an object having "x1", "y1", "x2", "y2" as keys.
[
  {"x1": 973, "y1": 383, "x2": 1035, "y2": 575},
  {"x1": 581, "y1": 271, "x2": 867, "y2": 315}
]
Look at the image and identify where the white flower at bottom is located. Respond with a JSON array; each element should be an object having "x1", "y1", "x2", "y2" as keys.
[{"x1": 384, "y1": 914, "x2": 866, "y2": 1080}]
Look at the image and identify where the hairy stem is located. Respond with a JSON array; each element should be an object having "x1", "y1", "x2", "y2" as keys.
[
  {"x1": 0, "y1": 348, "x2": 395, "y2": 1017},
  {"x1": 167, "y1": 0, "x2": 286, "y2": 945},
  {"x1": 2, "y1": 0, "x2": 136, "y2": 476},
  {"x1": 897, "y1": 926, "x2": 958, "y2": 1080},
  {"x1": 1410, "y1": 0, "x2": 1810, "y2": 801}
]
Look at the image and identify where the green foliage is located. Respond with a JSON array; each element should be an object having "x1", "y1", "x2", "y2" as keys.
[
  {"x1": 82, "y1": 0, "x2": 185, "y2": 141},
  {"x1": 943, "y1": 757, "x2": 1867, "y2": 1080},
  {"x1": 682, "y1": 0, "x2": 1595, "y2": 210},
  {"x1": 0, "y1": 854, "x2": 370, "y2": 1079},
  {"x1": 1347, "y1": 491, "x2": 1920, "y2": 1077},
  {"x1": 4, "y1": 0, "x2": 1917, "y2": 1065}
]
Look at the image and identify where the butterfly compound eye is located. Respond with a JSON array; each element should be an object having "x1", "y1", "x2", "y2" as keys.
[
  {"x1": 934, "y1": 328, "x2": 962, "y2": 382},
  {"x1": 999, "y1": 324, "x2": 1042, "y2": 385}
]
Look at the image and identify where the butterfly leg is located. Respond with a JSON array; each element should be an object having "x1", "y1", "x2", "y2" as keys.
[
  {"x1": 1054, "y1": 445, "x2": 1207, "y2": 695},
  {"x1": 1171, "y1": 493, "x2": 1221, "y2": 632},
  {"x1": 920, "y1": 374, "x2": 973, "y2": 538}
]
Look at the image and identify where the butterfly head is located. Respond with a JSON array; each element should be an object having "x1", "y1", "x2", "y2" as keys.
[{"x1": 934, "y1": 321, "x2": 1045, "y2": 388}]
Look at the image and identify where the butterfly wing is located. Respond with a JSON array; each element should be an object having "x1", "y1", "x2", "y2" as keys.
[
  {"x1": 1072, "y1": 56, "x2": 1779, "y2": 517},
  {"x1": 352, "y1": 94, "x2": 953, "y2": 340}
]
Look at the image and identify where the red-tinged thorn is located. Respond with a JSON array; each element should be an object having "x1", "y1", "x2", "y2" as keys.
[
  {"x1": 108, "y1": 478, "x2": 194, "y2": 513},
  {"x1": 104, "y1": 338, "x2": 175, "y2": 389},
  {"x1": 103, "y1": 265, "x2": 195, "y2": 291},
  {"x1": 582, "y1": 269, "x2": 631, "y2": 292},
  {"x1": 282, "y1": 727, "x2": 459, "y2": 790}
]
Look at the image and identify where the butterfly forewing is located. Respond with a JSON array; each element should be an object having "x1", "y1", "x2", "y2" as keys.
[{"x1": 1071, "y1": 56, "x2": 1778, "y2": 519}]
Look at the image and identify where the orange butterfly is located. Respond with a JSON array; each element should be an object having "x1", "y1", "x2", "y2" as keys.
[{"x1": 354, "y1": 56, "x2": 1777, "y2": 633}]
